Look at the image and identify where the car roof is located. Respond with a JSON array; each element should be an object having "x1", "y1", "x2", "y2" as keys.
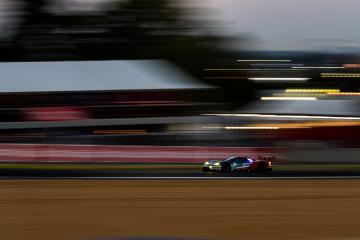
[{"x1": 224, "y1": 156, "x2": 246, "y2": 161}]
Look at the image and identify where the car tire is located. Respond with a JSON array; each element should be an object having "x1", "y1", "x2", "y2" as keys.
[
  {"x1": 257, "y1": 162, "x2": 266, "y2": 172},
  {"x1": 202, "y1": 167, "x2": 210, "y2": 172}
]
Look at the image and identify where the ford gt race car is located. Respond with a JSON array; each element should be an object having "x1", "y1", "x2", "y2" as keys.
[{"x1": 202, "y1": 156, "x2": 273, "y2": 173}]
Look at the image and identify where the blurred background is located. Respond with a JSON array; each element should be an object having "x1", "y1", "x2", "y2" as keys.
[
  {"x1": 0, "y1": 0, "x2": 360, "y2": 163},
  {"x1": 3, "y1": 2, "x2": 360, "y2": 240}
]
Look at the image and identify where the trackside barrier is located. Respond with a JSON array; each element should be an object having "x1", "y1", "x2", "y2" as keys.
[{"x1": 0, "y1": 144, "x2": 286, "y2": 163}]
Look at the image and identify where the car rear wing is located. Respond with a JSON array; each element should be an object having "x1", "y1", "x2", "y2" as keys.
[{"x1": 257, "y1": 155, "x2": 275, "y2": 162}]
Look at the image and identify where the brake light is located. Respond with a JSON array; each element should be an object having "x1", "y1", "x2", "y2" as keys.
[{"x1": 268, "y1": 161, "x2": 272, "y2": 166}]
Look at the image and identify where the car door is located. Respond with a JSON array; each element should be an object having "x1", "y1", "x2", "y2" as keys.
[
  {"x1": 235, "y1": 158, "x2": 249, "y2": 170},
  {"x1": 243, "y1": 158, "x2": 253, "y2": 168}
]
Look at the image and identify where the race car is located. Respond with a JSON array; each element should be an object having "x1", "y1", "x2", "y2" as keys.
[{"x1": 202, "y1": 155, "x2": 273, "y2": 173}]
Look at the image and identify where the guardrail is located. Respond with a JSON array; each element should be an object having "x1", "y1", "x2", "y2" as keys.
[{"x1": 0, "y1": 144, "x2": 284, "y2": 163}]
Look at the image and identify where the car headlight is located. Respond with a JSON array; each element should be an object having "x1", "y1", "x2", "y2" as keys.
[
  {"x1": 204, "y1": 161, "x2": 209, "y2": 165},
  {"x1": 214, "y1": 162, "x2": 220, "y2": 166}
]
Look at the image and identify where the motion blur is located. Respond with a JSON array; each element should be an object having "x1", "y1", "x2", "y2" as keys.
[{"x1": 1, "y1": 1, "x2": 360, "y2": 240}]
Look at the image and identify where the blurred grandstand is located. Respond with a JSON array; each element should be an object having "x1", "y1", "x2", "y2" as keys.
[{"x1": 0, "y1": 0, "x2": 359, "y2": 163}]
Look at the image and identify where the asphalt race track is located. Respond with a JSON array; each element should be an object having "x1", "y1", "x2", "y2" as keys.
[
  {"x1": 1, "y1": 179, "x2": 360, "y2": 240},
  {"x1": 2, "y1": 164, "x2": 360, "y2": 240}
]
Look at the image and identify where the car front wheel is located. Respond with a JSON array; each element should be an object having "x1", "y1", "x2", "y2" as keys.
[
  {"x1": 222, "y1": 164, "x2": 232, "y2": 172},
  {"x1": 202, "y1": 167, "x2": 210, "y2": 172}
]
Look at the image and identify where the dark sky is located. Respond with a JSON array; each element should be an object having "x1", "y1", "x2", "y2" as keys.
[
  {"x1": 191, "y1": 0, "x2": 360, "y2": 50},
  {"x1": 1, "y1": 0, "x2": 360, "y2": 50}
]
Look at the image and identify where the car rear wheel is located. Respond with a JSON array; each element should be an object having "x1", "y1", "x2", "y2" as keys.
[{"x1": 257, "y1": 162, "x2": 267, "y2": 172}]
